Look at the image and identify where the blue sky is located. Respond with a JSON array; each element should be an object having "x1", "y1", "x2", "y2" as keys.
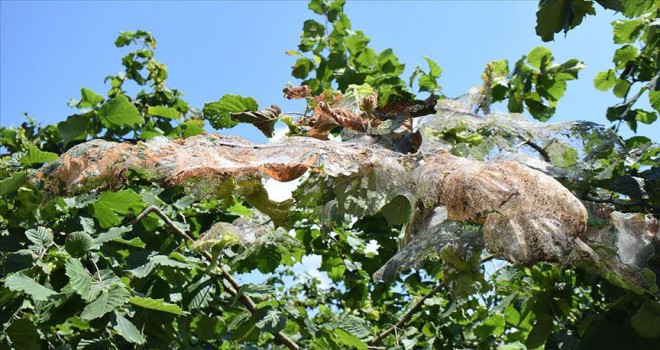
[{"x1": 1, "y1": 1, "x2": 654, "y2": 142}]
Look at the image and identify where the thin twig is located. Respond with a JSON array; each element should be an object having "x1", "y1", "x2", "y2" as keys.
[
  {"x1": 582, "y1": 194, "x2": 641, "y2": 208},
  {"x1": 370, "y1": 282, "x2": 446, "y2": 345},
  {"x1": 132, "y1": 206, "x2": 299, "y2": 350},
  {"x1": 370, "y1": 254, "x2": 497, "y2": 345}
]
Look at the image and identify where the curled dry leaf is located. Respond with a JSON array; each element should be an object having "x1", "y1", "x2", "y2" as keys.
[
  {"x1": 315, "y1": 102, "x2": 370, "y2": 133},
  {"x1": 375, "y1": 94, "x2": 438, "y2": 120},
  {"x1": 282, "y1": 85, "x2": 312, "y2": 100},
  {"x1": 360, "y1": 93, "x2": 378, "y2": 116},
  {"x1": 232, "y1": 104, "x2": 281, "y2": 138}
]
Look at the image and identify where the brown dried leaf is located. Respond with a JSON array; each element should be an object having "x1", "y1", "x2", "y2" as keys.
[
  {"x1": 282, "y1": 85, "x2": 312, "y2": 100},
  {"x1": 375, "y1": 94, "x2": 438, "y2": 120},
  {"x1": 314, "y1": 102, "x2": 370, "y2": 133},
  {"x1": 232, "y1": 105, "x2": 281, "y2": 138}
]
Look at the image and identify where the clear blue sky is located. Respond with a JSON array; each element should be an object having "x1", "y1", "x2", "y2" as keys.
[{"x1": 1, "y1": 0, "x2": 654, "y2": 142}]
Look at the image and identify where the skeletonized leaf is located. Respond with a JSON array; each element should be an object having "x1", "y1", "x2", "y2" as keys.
[
  {"x1": 254, "y1": 306, "x2": 287, "y2": 333},
  {"x1": 283, "y1": 85, "x2": 312, "y2": 99}
]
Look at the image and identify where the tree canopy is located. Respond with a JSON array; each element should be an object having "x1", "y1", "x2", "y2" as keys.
[{"x1": 1, "y1": 1, "x2": 659, "y2": 349}]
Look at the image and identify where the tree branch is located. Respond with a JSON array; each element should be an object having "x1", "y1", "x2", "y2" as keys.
[
  {"x1": 370, "y1": 254, "x2": 497, "y2": 345},
  {"x1": 131, "y1": 205, "x2": 299, "y2": 350}
]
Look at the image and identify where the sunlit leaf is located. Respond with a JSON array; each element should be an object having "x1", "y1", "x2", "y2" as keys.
[
  {"x1": 91, "y1": 189, "x2": 145, "y2": 228},
  {"x1": 535, "y1": 0, "x2": 595, "y2": 42},
  {"x1": 113, "y1": 312, "x2": 146, "y2": 344},
  {"x1": 80, "y1": 285, "x2": 131, "y2": 320},
  {"x1": 203, "y1": 94, "x2": 258, "y2": 129},
  {"x1": 97, "y1": 95, "x2": 143, "y2": 128},
  {"x1": 594, "y1": 69, "x2": 616, "y2": 91},
  {"x1": 5, "y1": 273, "x2": 57, "y2": 301},
  {"x1": 0, "y1": 171, "x2": 27, "y2": 196},
  {"x1": 147, "y1": 105, "x2": 180, "y2": 119},
  {"x1": 20, "y1": 145, "x2": 58, "y2": 166}
]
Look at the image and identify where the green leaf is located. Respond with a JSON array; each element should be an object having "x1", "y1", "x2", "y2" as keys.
[
  {"x1": 526, "y1": 314, "x2": 554, "y2": 348},
  {"x1": 5, "y1": 273, "x2": 57, "y2": 301},
  {"x1": 254, "y1": 306, "x2": 287, "y2": 333},
  {"x1": 77, "y1": 88, "x2": 104, "y2": 109},
  {"x1": 256, "y1": 245, "x2": 282, "y2": 274},
  {"x1": 625, "y1": 136, "x2": 652, "y2": 149},
  {"x1": 65, "y1": 258, "x2": 94, "y2": 300},
  {"x1": 335, "y1": 328, "x2": 368, "y2": 350},
  {"x1": 631, "y1": 301, "x2": 660, "y2": 338},
  {"x1": 25, "y1": 226, "x2": 53, "y2": 247},
  {"x1": 113, "y1": 312, "x2": 146, "y2": 345},
  {"x1": 20, "y1": 145, "x2": 58, "y2": 165},
  {"x1": 239, "y1": 283, "x2": 275, "y2": 299},
  {"x1": 634, "y1": 109, "x2": 658, "y2": 124},
  {"x1": 613, "y1": 19, "x2": 644, "y2": 44},
  {"x1": 91, "y1": 189, "x2": 146, "y2": 228},
  {"x1": 232, "y1": 104, "x2": 281, "y2": 137},
  {"x1": 613, "y1": 45, "x2": 639, "y2": 69},
  {"x1": 308, "y1": 0, "x2": 327, "y2": 15},
  {"x1": 195, "y1": 315, "x2": 225, "y2": 341},
  {"x1": 94, "y1": 226, "x2": 132, "y2": 245},
  {"x1": 0, "y1": 171, "x2": 27, "y2": 196},
  {"x1": 535, "y1": 0, "x2": 595, "y2": 42},
  {"x1": 649, "y1": 90, "x2": 660, "y2": 112},
  {"x1": 129, "y1": 296, "x2": 186, "y2": 315},
  {"x1": 147, "y1": 105, "x2": 180, "y2": 120},
  {"x1": 613, "y1": 79, "x2": 631, "y2": 98},
  {"x1": 97, "y1": 95, "x2": 143, "y2": 128},
  {"x1": 527, "y1": 46, "x2": 552, "y2": 69},
  {"x1": 6, "y1": 318, "x2": 41, "y2": 350},
  {"x1": 474, "y1": 314, "x2": 506, "y2": 338},
  {"x1": 423, "y1": 56, "x2": 442, "y2": 78},
  {"x1": 292, "y1": 57, "x2": 315, "y2": 79},
  {"x1": 337, "y1": 314, "x2": 370, "y2": 339},
  {"x1": 226, "y1": 200, "x2": 253, "y2": 217},
  {"x1": 621, "y1": 0, "x2": 657, "y2": 17},
  {"x1": 58, "y1": 114, "x2": 91, "y2": 146},
  {"x1": 203, "y1": 94, "x2": 258, "y2": 130},
  {"x1": 65, "y1": 231, "x2": 95, "y2": 257},
  {"x1": 380, "y1": 195, "x2": 412, "y2": 226},
  {"x1": 80, "y1": 285, "x2": 131, "y2": 320},
  {"x1": 594, "y1": 69, "x2": 616, "y2": 91}
]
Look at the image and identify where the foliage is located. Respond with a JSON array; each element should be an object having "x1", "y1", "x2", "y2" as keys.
[{"x1": 1, "y1": 1, "x2": 659, "y2": 349}]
